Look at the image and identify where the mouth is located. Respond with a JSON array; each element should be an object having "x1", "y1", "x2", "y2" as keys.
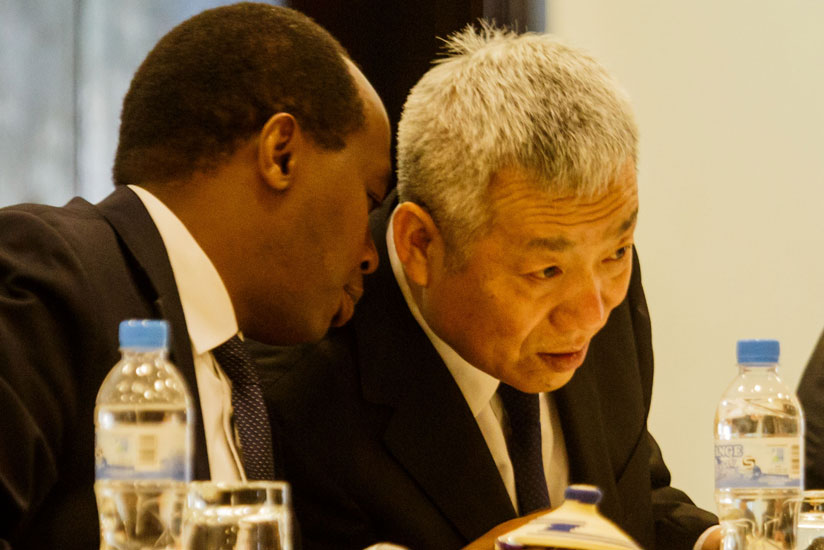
[
  {"x1": 330, "y1": 284, "x2": 363, "y2": 328},
  {"x1": 537, "y1": 343, "x2": 589, "y2": 373}
]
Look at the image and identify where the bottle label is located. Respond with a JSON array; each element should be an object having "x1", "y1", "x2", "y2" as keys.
[
  {"x1": 714, "y1": 437, "x2": 802, "y2": 489},
  {"x1": 95, "y1": 417, "x2": 189, "y2": 481}
]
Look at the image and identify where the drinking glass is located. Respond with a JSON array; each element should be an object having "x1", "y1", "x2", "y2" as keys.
[
  {"x1": 96, "y1": 480, "x2": 187, "y2": 550},
  {"x1": 182, "y1": 481, "x2": 292, "y2": 550},
  {"x1": 795, "y1": 490, "x2": 824, "y2": 550}
]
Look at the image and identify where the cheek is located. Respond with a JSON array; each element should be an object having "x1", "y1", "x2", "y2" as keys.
[
  {"x1": 327, "y1": 209, "x2": 369, "y2": 266},
  {"x1": 603, "y1": 265, "x2": 633, "y2": 309},
  {"x1": 498, "y1": 286, "x2": 559, "y2": 346},
  {"x1": 430, "y1": 278, "x2": 515, "y2": 346},
  {"x1": 343, "y1": 204, "x2": 371, "y2": 252},
  {"x1": 472, "y1": 293, "x2": 542, "y2": 361}
]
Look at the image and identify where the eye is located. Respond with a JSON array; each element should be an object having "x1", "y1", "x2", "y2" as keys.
[
  {"x1": 538, "y1": 265, "x2": 561, "y2": 279},
  {"x1": 367, "y1": 192, "x2": 382, "y2": 212},
  {"x1": 608, "y1": 246, "x2": 631, "y2": 262}
]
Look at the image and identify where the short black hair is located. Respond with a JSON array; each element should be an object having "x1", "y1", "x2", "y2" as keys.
[{"x1": 113, "y1": 2, "x2": 365, "y2": 186}]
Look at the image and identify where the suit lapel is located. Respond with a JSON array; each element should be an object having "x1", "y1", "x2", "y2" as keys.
[
  {"x1": 353, "y1": 193, "x2": 516, "y2": 541},
  {"x1": 96, "y1": 186, "x2": 211, "y2": 480},
  {"x1": 383, "y1": 366, "x2": 517, "y2": 540},
  {"x1": 554, "y1": 322, "x2": 625, "y2": 524}
]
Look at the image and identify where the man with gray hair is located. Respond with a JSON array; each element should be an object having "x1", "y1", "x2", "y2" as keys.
[{"x1": 262, "y1": 25, "x2": 719, "y2": 550}]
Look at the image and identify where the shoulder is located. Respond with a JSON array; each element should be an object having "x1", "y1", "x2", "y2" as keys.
[
  {"x1": 0, "y1": 198, "x2": 90, "y2": 237},
  {"x1": 0, "y1": 199, "x2": 117, "y2": 270},
  {"x1": 0, "y1": 201, "x2": 103, "y2": 299},
  {"x1": 255, "y1": 326, "x2": 361, "y2": 414},
  {"x1": 257, "y1": 326, "x2": 392, "y2": 478},
  {"x1": 0, "y1": 197, "x2": 105, "y2": 229},
  {"x1": 800, "y1": 329, "x2": 824, "y2": 381}
]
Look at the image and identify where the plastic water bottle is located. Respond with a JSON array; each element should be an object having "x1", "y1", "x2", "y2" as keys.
[
  {"x1": 94, "y1": 319, "x2": 194, "y2": 550},
  {"x1": 714, "y1": 339, "x2": 804, "y2": 550}
]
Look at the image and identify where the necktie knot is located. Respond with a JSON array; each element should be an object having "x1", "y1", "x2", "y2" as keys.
[
  {"x1": 214, "y1": 336, "x2": 257, "y2": 387},
  {"x1": 497, "y1": 383, "x2": 550, "y2": 515},
  {"x1": 212, "y1": 335, "x2": 275, "y2": 481},
  {"x1": 498, "y1": 383, "x2": 541, "y2": 428}
]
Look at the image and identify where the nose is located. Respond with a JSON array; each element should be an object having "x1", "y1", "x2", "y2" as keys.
[
  {"x1": 550, "y1": 273, "x2": 607, "y2": 333},
  {"x1": 359, "y1": 231, "x2": 379, "y2": 274}
]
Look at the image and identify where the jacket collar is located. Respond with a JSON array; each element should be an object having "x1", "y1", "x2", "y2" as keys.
[
  {"x1": 96, "y1": 186, "x2": 211, "y2": 480},
  {"x1": 351, "y1": 191, "x2": 517, "y2": 540}
]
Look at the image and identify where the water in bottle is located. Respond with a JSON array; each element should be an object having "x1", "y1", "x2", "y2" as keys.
[
  {"x1": 795, "y1": 491, "x2": 824, "y2": 549},
  {"x1": 714, "y1": 339, "x2": 803, "y2": 550},
  {"x1": 95, "y1": 319, "x2": 194, "y2": 550}
]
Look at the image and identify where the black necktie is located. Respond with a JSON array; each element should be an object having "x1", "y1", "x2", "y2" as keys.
[
  {"x1": 498, "y1": 383, "x2": 550, "y2": 515},
  {"x1": 212, "y1": 335, "x2": 275, "y2": 480}
]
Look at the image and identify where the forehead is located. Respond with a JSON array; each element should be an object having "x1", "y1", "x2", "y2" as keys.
[{"x1": 485, "y1": 165, "x2": 638, "y2": 248}]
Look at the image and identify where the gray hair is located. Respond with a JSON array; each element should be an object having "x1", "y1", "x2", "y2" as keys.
[{"x1": 396, "y1": 24, "x2": 638, "y2": 259}]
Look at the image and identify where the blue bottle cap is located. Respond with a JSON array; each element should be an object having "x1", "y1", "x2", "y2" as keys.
[
  {"x1": 119, "y1": 319, "x2": 169, "y2": 349},
  {"x1": 737, "y1": 339, "x2": 780, "y2": 364},
  {"x1": 564, "y1": 484, "x2": 603, "y2": 505}
]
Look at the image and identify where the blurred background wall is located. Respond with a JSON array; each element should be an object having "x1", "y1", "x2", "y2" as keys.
[
  {"x1": 546, "y1": 0, "x2": 824, "y2": 511},
  {"x1": 0, "y1": 0, "x2": 252, "y2": 206},
  {"x1": 2, "y1": 0, "x2": 822, "y2": 516}
]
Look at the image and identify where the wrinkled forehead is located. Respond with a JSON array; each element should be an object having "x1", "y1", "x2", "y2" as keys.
[
  {"x1": 480, "y1": 165, "x2": 637, "y2": 246},
  {"x1": 487, "y1": 162, "x2": 637, "y2": 208}
]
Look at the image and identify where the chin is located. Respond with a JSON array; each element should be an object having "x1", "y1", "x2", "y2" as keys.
[
  {"x1": 297, "y1": 322, "x2": 333, "y2": 345},
  {"x1": 506, "y1": 371, "x2": 576, "y2": 394},
  {"x1": 251, "y1": 318, "x2": 329, "y2": 347},
  {"x1": 543, "y1": 373, "x2": 577, "y2": 392}
]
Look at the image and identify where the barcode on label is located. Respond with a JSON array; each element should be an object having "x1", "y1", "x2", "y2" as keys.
[
  {"x1": 138, "y1": 433, "x2": 158, "y2": 469},
  {"x1": 792, "y1": 443, "x2": 801, "y2": 476}
]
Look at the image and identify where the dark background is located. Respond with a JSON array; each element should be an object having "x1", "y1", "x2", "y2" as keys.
[{"x1": 286, "y1": 0, "x2": 544, "y2": 187}]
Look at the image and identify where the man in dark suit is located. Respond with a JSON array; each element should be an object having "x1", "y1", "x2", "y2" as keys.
[
  {"x1": 798, "y1": 329, "x2": 824, "y2": 488},
  {"x1": 0, "y1": 4, "x2": 390, "y2": 549},
  {"x1": 262, "y1": 27, "x2": 720, "y2": 550}
]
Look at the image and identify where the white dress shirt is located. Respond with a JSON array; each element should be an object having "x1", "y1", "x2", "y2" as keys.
[{"x1": 129, "y1": 185, "x2": 244, "y2": 482}]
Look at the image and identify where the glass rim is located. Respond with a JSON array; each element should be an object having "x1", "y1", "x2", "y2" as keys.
[
  {"x1": 186, "y1": 480, "x2": 291, "y2": 508},
  {"x1": 187, "y1": 480, "x2": 290, "y2": 491}
]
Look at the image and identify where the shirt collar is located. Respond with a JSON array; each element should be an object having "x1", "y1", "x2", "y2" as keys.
[
  {"x1": 386, "y1": 206, "x2": 500, "y2": 417},
  {"x1": 128, "y1": 185, "x2": 238, "y2": 354}
]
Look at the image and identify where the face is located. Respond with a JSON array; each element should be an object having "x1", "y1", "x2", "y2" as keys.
[
  {"x1": 417, "y1": 164, "x2": 638, "y2": 393},
  {"x1": 246, "y1": 63, "x2": 391, "y2": 344}
]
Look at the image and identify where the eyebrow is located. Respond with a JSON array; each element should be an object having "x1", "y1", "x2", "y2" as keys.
[
  {"x1": 614, "y1": 209, "x2": 638, "y2": 236},
  {"x1": 525, "y1": 208, "x2": 639, "y2": 252},
  {"x1": 526, "y1": 235, "x2": 574, "y2": 252}
]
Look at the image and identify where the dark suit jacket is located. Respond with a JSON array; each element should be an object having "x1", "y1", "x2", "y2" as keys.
[
  {"x1": 0, "y1": 187, "x2": 211, "y2": 550},
  {"x1": 260, "y1": 192, "x2": 717, "y2": 550},
  {"x1": 798, "y1": 329, "x2": 824, "y2": 489}
]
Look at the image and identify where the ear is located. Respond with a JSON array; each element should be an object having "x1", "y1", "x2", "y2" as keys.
[
  {"x1": 392, "y1": 202, "x2": 443, "y2": 287},
  {"x1": 258, "y1": 113, "x2": 298, "y2": 191}
]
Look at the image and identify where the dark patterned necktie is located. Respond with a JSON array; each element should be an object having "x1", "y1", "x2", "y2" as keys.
[
  {"x1": 498, "y1": 382, "x2": 550, "y2": 515},
  {"x1": 212, "y1": 335, "x2": 275, "y2": 480}
]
